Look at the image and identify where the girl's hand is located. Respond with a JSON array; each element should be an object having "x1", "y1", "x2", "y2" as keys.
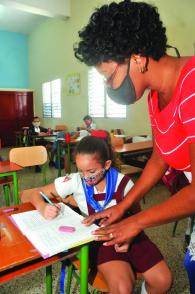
[
  {"x1": 39, "y1": 203, "x2": 61, "y2": 219},
  {"x1": 92, "y1": 215, "x2": 142, "y2": 246},
  {"x1": 82, "y1": 203, "x2": 125, "y2": 227}
]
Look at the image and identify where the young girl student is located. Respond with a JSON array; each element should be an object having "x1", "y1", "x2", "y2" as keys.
[{"x1": 28, "y1": 133, "x2": 172, "y2": 294}]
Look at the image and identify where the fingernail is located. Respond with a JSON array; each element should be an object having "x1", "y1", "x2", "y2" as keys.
[{"x1": 103, "y1": 242, "x2": 108, "y2": 246}]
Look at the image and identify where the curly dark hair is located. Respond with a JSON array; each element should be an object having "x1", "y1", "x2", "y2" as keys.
[{"x1": 74, "y1": 0, "x2": 167, "y2": 65}]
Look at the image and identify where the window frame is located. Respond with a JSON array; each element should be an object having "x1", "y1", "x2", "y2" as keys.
[
  {"x1": 88, "y1": 68, "x2": 126, "y2": 119},
  {"x1": 42, "y1": 78, "x2": 61, "y2": 118}
]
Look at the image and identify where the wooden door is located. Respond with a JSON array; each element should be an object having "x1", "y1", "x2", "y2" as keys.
[{"x1": 0, "y1": 91, "x2": 34, "y2": 147}]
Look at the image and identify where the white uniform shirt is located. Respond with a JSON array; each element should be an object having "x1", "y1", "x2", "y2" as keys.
[
  {"x1": 34, "y1": 126, "x2": 40, "y2": 133},
  {"x1": 54, "y1": 172, "x2": 134, "y2": 215},
  {"x1": 89, "y1": 122, "x2": 96, "y2": 130}
]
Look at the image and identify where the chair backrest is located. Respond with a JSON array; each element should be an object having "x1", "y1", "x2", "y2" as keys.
[
  {"x1": 113, "y1": 129, "x2": 125, "y2": 135},
  {"x1": 9, "y1": 146, "x2": 47, "y2": 167},
  {"x1": 111, "y1": 136, "x2": 124, "y2": 147},
  {"x1": 55, "y1": 125, "x2": 67, "y2": 131}
]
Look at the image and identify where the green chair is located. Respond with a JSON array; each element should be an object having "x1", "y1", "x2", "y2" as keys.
[{"x1": 0, "y1": 176, "x2": 13, "y2": 206}]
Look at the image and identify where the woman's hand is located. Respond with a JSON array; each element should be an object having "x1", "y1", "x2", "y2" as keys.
[
  {"x1": 92, "y1": 214, "x2": 142, "y2": 246},
  {"x1": 82, "y1": 203, "x2": 125, "y2": 227},
  {"x1": 39, "y1": 203, "x2": 61, "y2": 220}
]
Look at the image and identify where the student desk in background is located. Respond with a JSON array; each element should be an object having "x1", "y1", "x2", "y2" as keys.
[
  {"x1": 0, "y1": 161, "x2": 23, "y2": 204},
  {"x1": 0, "y1": 203, "x2": 89, "y2": 294},
  {"x1": 115, "y1": 140, "x2": 153, "y2": 169},
  {"x1": 56, "y1": 137, "x2": 81, "y2": 177},
  {"x1": 30, "y1": 134, "x2": 57, "y2": 146}
]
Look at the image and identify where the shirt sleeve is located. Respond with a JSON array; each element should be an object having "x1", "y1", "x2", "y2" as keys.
[
  {"x1": 91, "y1": 122, "x2": 96, "y2": 130},
  {"x1": 54, "y1": 174, "x2": 76, "y2": 198},
  {"x1": 179, "y1": 68, "x2": 195, "y2": 142}
]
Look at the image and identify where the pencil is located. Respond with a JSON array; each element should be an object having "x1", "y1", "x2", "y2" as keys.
[{"x1": 40, "y1": 191, "x2": 61, "y2": 210}]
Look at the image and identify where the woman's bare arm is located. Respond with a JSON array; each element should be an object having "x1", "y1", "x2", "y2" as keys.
[
  {"x1": 92, "y1": 143, "x2": 195, "y2": 245},
  {"x1": 83, "y1": 146, "x2": 168, "y2": 226}
]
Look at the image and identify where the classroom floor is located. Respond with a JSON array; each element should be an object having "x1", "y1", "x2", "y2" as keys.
[{"x1": 0, "y1": 148, "x2": 190, "y2": 293}]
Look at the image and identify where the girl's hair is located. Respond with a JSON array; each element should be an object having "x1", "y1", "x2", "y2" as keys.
[
  {"x1": 75, "y1": 135, "x2": 119, "y2": 169},
  {"x1": 74, "y1": 0, "x2": 167, "y2": 66}
]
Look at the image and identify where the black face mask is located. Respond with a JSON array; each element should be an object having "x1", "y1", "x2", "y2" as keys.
[{"x1": 106, "y1": 60, "x2": 136, "y2": 105}]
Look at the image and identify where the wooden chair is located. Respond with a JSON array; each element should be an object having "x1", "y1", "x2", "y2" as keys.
[
  {"x1": 55, "y1": 124, "x2": 67, "y2": 131},
  {"x1": 111, "y1": 136, "x2": 124, "y2": 148},
  {"x1": 9, "y1": 146, "x2": 47, "y2": 168},
  {"x1": 113, "y1": 128, "x2": 125, "y2": 135},
  {"x1": 6, "y1": 146, "x2": 48, "y2": 205}
]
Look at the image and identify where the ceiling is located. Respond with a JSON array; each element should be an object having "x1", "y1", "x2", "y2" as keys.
[{"x1": 0, "y1": 4, "x2": 49, "y2": 34}]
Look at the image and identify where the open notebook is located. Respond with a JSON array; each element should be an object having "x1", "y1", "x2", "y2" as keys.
[{"x1": 11, "y1": 203, "x2": 98, "y2": 259}]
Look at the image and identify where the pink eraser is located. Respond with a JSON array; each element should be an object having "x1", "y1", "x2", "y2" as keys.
[{"x1": 58, "y1": 225, "x2": 76, "y2": 233}]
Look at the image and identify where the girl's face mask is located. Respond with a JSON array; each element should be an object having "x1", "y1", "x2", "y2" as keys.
[{"x1": 80, "y1": 168, "x2": 106, "y2": 186}]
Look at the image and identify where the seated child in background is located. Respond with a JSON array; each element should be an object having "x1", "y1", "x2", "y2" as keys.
[
  {"x1": 29, "y1": 116, "x2": 48, "y2": 136},
  {"x1": 78, "y1": 115, "x2": 96, "y2": 134},
  {"x1": 28, "y1": 133, "x2": 172, "y2": 294},
  {"x1": 29, "y1": 116, "x2": 51, "y2": 172}
]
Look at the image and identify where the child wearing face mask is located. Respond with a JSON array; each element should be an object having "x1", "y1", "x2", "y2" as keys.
[
  {"x1": 29, "y1": 116, "x2": 51, "y2": 172},
  {"x1": 29, "y1": 116, "x2": 48, "y2": 135},
  {"x1": 27, "y1": 133, "x2": 172, "y2": 294}
]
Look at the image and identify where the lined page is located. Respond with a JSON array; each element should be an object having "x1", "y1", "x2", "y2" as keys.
[{"x1": 11, "y1": 204, "x2": 98, "y2": 258}]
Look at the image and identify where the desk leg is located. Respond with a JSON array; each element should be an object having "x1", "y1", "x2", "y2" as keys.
[
  {"x1": 46, "y1": 265, "x2": 52, "y2": 294},
  {"x1": 12, "y1": 172, "x2": 19, "y2": 205},
  {"x1": 67, "y1": 144, "x2": 71, "y2": 174},
  {"x1": 80, "y1": 244, "x2": 89, "y2": 294},
  {"x1": 57, "y1": 141, "x2": 61, "y2": 177}
]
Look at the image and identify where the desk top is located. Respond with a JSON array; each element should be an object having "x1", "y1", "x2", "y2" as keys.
[
  {"x1": 0, "y1": 203, "x2": 40, "y2": 272},
  {"x1": 0, "y1": 161, "x2": 23, "y2": 173},
  {"x1": 30, "y1": 133, "x2": 57, "y2": 138},
  {"x1": 115, "y1": 140, "x2": 153, "y2": 153},
  {"x1": 0, "y1": 203, "x2": 79, "y2": 284}
]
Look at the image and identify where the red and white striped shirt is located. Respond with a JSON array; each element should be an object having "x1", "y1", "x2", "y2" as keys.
[{"x1": 148, "y1": 57, "x2": 195, "y2": 172}]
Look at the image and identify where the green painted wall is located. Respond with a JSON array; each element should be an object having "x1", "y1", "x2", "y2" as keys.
[{"x1": 28, "y1": 0, "x2": 195, "y2": 134}]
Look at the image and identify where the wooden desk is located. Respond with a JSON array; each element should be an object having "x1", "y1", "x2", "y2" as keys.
[
  {"x1": 30, "y1": 134, "x2": 57, "y2": 146},
  {"x1": 0, "y1": 203, "x2": 89, "y2": 294},
  {"x1": 115, "y1": 140, "x2": 153, "y2": 168},
  {"x1": 115, "y1": 140, "x2": 153, "y2": 153},
  {"x1": 0, "y1": 161, "x2": 23, "y2": 204}
]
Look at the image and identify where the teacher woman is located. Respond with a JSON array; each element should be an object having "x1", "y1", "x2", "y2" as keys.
[{"x1": 74, "y1": 1, "x2": 195, "y2": 292}]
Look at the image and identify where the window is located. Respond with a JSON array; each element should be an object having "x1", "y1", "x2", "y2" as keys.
[
  {"x1": 88, "y1": 68, "x2": 126, "y2": 118},
  {"x1": 42, "y1": 79, "x2": 61, "y2": 118}
]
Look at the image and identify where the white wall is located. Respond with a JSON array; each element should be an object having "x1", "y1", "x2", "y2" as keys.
[
  {"x1": 0, "y1": 0, "x2": 70, "y2": 17},
  {"x1": 28, "y1": 0, "x2": 195, "y2": 135}
]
